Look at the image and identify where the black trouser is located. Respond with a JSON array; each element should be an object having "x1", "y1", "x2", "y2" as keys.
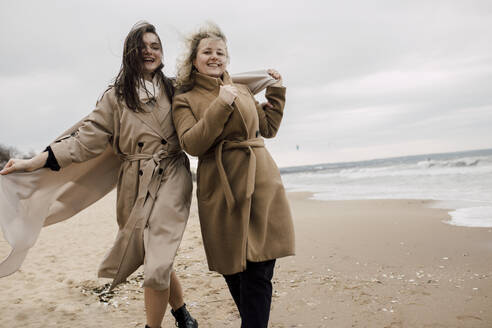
[{"x1": 223, "y1": 259, "x2": 276, "y2": 328}]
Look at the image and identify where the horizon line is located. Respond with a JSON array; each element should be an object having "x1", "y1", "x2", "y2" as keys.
[{"x1": 279, "y1": 146, "x2": 492, "y2": 170}]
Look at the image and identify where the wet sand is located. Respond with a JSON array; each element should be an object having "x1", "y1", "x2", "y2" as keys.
[{"x1": 1, "y1": 190, "x2": 491, "y2": 327}]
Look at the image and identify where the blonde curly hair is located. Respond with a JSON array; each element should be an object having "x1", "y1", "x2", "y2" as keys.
[{"x1": 175, "y1": 22, "x2": 228, "y2": 90}]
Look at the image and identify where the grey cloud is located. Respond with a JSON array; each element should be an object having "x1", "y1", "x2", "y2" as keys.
[{"x1": 1, "y1": 0, "x2": 491, "y2": 166}]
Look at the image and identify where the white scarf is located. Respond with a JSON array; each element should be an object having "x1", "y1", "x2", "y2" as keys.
[{"x1": 137, "y1": 75, "x2": 161, "y2": 105}]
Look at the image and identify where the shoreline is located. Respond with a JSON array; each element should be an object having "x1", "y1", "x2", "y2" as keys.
[
  {"x1": 1, "y1": 191, "x2": 492, "y2": 327},
  {"x1": 292, "y1": 190, "x2": 492, "y2": 229},
  {"x1": 278, "y1": 192, "x2": 492, "y2": 327}
]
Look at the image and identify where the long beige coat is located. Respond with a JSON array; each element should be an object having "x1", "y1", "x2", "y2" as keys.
[
  {"x1": 51, "y1": 87, "x2": 193, "y2": 290},
  {"x1": 172, "y1": 71, "x2": 295, "y2": 275},
  {"x1": 0, "y1": 71, "x2": 277, "y2": 288}
]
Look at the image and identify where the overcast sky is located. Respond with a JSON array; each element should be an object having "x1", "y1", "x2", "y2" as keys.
[{"x1": 1, "y1": 0, "x2": 491, "y2": 167}]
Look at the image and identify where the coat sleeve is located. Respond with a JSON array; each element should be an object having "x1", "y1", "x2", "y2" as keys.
[
  {"x1": 172, "y1": 93, "x2": 234, "y2": 157},
  {"x1": 254, "y1": 86, "x2": 286, "y2": 138},
  {"x1": 49, "y1": 91, "x2": 115, "y2": 168}
]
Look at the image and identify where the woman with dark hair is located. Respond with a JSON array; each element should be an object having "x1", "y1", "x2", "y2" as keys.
[
  {"x1": 172, "y1": 23, "x2": 295, "y2": 328},
  {"x1": 0, "y1": 22, "x2": 197, "y2": 328}
]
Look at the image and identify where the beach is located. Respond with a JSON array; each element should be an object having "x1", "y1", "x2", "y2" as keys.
[{"x1": 1, "y1": 190, "x2": 492, "y2": 327}]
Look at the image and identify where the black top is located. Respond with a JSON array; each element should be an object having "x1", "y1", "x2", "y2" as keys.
[{"x1": 43, "y1": 146, "x2": 60, "y2": 171}]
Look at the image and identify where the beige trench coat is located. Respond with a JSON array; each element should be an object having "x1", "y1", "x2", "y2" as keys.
[
  {"x1": 52, "y1": 87, "x2": 193, "y2": 290},
  {"x1": 0, "y1": 71, "x2": 276, "y2": 288},
  {"x1": 172, "y1": 71, "x2": 295, "y2": 275}
]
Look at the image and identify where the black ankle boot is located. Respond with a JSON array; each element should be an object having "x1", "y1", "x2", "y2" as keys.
[{"x1": 171, "y1": 303, "x2": 198, "y2": 328}]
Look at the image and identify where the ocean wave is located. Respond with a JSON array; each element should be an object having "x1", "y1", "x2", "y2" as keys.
[
  {"x1": 444, "y1": 206, "x2": 492, "y2": 228},
  {"x1": 334, "y1": 165, "x2": 490, "y2": 179},
  {"x1": 283, "y1": 157, "x2": 492, "y2": 181},
  {"x1": 283, "y1": 173, "x2": 492, "y2": 203},
  {"x1": 417, "y1": 157, "x2": 481, "y2": 168},
  {"x1": 282, "y1": 150, "x2": 492, "y2": 214}
]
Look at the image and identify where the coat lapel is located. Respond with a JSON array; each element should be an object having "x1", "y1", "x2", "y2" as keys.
[
  {"x1": 130, "y1": 110, "x2": 162, "y2": 137},
  {"x1": 128, "y1": 93, "x2": 171, "y2": 139},
  {"x1": 153, "y1": 95, "x2": 173, "y2": 135}
]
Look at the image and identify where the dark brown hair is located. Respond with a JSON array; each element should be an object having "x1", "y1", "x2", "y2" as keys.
[{"x1": 114, "y1": 21, "x2": 174, "y2": 111}]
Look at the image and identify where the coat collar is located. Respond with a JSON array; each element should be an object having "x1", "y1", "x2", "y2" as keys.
[
  {"x1": 193, "y1": 70, "x2": 250, "y2": 138},
  {"x1": 193, "y1": 70, "x2": 233, "y2": 91},
  {"x1": 129, "y1": 82, "x2": 170, "y2": 139}
]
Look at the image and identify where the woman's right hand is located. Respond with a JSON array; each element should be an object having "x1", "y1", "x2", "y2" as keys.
[
  {"x1": 219, "y1": 85, "x2": 238, "y2": 105},
  {"x1": 0, "y1": 152, "x2": 48, "y2": 175}
]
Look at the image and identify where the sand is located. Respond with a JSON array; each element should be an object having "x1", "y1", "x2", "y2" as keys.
[{"x1": 1, "y1": 190, "x2": 491, "y2": 328}]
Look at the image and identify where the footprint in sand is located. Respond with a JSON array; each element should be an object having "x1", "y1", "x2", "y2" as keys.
[
  {"x1": 456, "y1": 314, "x2": 482, "y2": 322},
  {"x1": 384, "y1": 321, "x2": 403, "y2": 328},
  {"x1": 46, "y1": 305, "x2": 57, "y2": 312}
]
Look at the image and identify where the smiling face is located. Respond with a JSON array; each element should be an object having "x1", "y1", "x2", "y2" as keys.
[
  {"x1": 193, "y1": 38, "x2": 228, "y2": 78},
  {"x1": 140, "y1": 32, "x2": 163, "y2": 80}
]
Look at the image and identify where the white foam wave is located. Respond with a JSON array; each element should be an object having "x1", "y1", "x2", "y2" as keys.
[
  {"x1": 284, "y1": 155, "x2": 492, "y2": 180},
  {"x1": 417, "y1": 157, "x2": 481, "y2": 168},
  {"x1": 304, "y1": 164, "x2": 491, "y2": 180},
  {"x1": 444, "y1": 207, "x2": 492, "y2": 228}
]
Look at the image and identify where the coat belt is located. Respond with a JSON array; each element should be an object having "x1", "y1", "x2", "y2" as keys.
[
  {"x1": 107, "y1": 150, "x2": 183, "y2": 290},
  {"x1": 119, "y1": 150, "x2": 182, "y2": 201},
  {"x1": 212, "y1": 138, "x2": 265, "y2": 211}
]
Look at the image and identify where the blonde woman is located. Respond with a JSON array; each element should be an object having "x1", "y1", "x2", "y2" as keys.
[{"x1": 172, "y1": 23, "x2": 295, "y2": 328}]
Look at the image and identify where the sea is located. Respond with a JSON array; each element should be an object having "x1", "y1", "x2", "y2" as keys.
[{"x1": 280, "y1": 148, "x2": 492, "y2": 228}]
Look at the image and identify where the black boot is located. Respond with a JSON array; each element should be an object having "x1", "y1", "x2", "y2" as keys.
[{"x1": 171, "y1": 303, "x2": 198, "y2": 328}]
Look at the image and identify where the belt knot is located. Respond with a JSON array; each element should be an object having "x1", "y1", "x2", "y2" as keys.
[
  {"x1": 119, "y1": 150, "x2": 183, "y2": 201},
  {"x1": 212, "y1": 138, "x2": 264, "y2": 211}
]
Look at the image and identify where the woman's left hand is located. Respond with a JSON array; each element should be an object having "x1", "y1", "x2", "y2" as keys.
[{"x1": 267, "y1": 69, "x2": 282, "y2": 86}]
